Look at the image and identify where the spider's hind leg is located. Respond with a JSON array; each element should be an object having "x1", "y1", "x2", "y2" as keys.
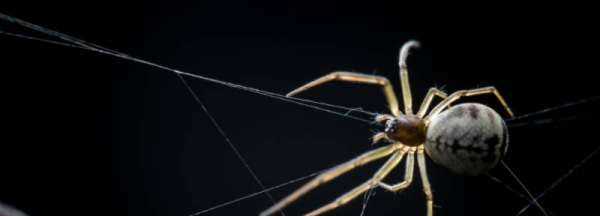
[{"x1": 398, "y1": 40, "x2": 421, "y2": 115}]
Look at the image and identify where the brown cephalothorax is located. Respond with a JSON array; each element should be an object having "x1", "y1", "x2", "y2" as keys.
[{"x1": 382, "y1": 115, "x2": 426, "y2": 146}]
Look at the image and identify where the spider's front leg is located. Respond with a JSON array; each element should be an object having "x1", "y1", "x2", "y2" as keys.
[
  {"x1": 398, "y1": 40, "x2": 420, "y2": 115},
  {"x1": 286, "y1": 71, "x2": 403, "y2": 116}
]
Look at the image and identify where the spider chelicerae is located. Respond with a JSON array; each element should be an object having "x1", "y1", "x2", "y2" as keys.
[{"x1": 261, "y1": 40, "x2": 514, "y2": 216}]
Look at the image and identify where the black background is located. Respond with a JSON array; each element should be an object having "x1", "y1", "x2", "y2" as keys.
[{"x1": 1, "y1": 1, "x2": 599, "y2": 216}]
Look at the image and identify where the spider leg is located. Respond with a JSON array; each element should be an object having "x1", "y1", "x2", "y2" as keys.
[
  {"x1": 416, "y1": 88, "x2": 448, "y2": 118},
  {"x1": 304, "y1": 146, "x2": 409, "y2": 216},
  {"x1": 259, "y1": 144, "x2": 401, "y2": 216},
  {"x1": 398, "y1": 40, "x2": 420, "y2": 115},
  {"x1": 286, "y1": 71, "x2": 402, "y2": 116},
  {"x1": 417, "y1": 145, "x2": 434, "y2": 216},
  {"x1": 378, "y1": 148, "x2": 415, "y2": 192},
  {"x1": 426, "y1": 86, "x2": 514, "y2": 120}
]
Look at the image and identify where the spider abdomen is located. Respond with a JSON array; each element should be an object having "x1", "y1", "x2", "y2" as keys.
[{"x1": 425, "y1": 103, "x2": 508, "y2": 176}]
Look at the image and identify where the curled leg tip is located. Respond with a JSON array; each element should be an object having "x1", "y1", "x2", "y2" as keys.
[
  {"x1": 399, "y1": 40, "x2": 421, "y2": 67},
  {"x1": 405, "y1": 40, "x2": 421, "y2": 48}
]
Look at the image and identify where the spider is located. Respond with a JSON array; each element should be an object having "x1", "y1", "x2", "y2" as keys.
[{"x1": 260, "y1": 40, "x2": 514, "y2": 216}]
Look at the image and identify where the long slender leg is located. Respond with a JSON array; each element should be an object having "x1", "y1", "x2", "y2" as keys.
[
  {"x1": 260, "y1": 144, "x2": 400, "y2": 216},
  {"x1": 286, "y1": 71, "x2": 402, "y2": 116},
  {"x1": 305, "y1": 146, "x2": 409, "y2": 216},
  {"x1": 416, "y1": 87, "x2": 448, "y2": 118},
  {"x1": 417, "y1": 145, "x2": 434, "y2": 216},
  {"x1": 378, "y1": 148, "x2": 415, "y2": 192},
  {"x1": 426, "y1": 86, "x2": 514, "y2": 120},
  {"x1": 398, "y1": 40, "x2": 420, "y2": 115}
]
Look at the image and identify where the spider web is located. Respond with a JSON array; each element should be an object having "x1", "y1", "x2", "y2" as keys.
[{"x1": 1, "y1": 11, "x2": 599, "y2": 216}]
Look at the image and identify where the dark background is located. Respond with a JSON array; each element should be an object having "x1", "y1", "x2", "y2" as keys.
[{"x1": 1, "y1": 1, "x2": 598, "y2": 216}]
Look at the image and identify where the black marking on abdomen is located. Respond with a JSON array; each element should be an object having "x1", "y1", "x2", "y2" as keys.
[
  {"x1": 484, "y1": 135, "x2": 500, "y2": 150},
  {"x1": 486, "y1": 109, "x2": 497, "y2": 125},
  {"x1": 429, "y1": 138, "x2": 488, "y2": 154},
  {"x1": 468, "y1": 105, "x2": 480, "y2": 119}
]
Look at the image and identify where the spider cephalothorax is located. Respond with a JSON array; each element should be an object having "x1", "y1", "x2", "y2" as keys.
[
  {"x1": 376, "y1": 114, "x2": 426, "y2": 146},
  {"x1": 261, "y1": 40, "x2": 515, "y2": 216}
]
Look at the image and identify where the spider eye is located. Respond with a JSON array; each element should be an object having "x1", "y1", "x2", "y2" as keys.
[{"x1": 384, "y1": 120, "x2": 397, "y2": 133}]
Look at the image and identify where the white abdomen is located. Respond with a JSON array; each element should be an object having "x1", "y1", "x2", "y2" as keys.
[{"x1": 425, "y1": 103, "x2": 508, "y2": 176}]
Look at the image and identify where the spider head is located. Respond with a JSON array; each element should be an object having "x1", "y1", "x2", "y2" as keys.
[{"x1": 376, "y1": 114, "x2": 426, "y2": 146}]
